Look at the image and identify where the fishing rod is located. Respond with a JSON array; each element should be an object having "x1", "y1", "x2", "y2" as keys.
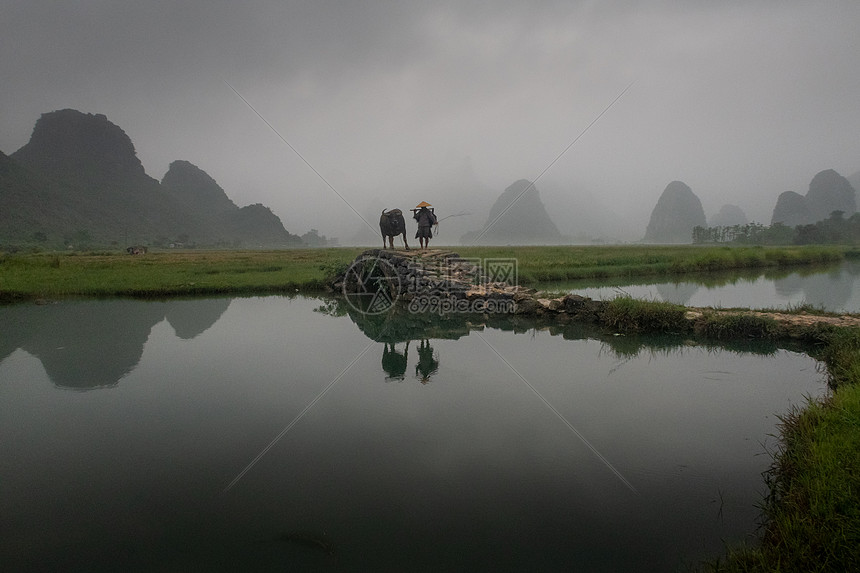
[
  {"x1": 432, "y1": 211, "x2": 471, "y2": 236},
  {"x1": 436, "y1": 211, "x2": 471, "y2": 222}
]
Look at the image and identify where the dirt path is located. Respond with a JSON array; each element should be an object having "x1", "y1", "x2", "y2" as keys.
[{"x1": 685, "y1": 308, "x2": 860, "y2": 329}]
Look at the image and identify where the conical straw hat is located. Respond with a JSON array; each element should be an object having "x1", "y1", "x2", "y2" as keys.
[{"x1": 415, "y1": 201, "x2": 432, "y2": 208}]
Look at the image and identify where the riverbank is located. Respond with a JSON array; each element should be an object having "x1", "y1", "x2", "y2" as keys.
[
  {"x1": 0, "y1": 244, "x2": 852, "y2": 301},
  {"x1": 574, "y1": 296, "x2": 860, "y2": 571},
  {"x1": 705, "y1": 325, "x2": 860, "y2": 572},
  {"x1": 548, "y1": 295, "x2": 860, "y2": 570},
  {"x1": 0, "y1": 248, "x2": 365, "y2": 302}
]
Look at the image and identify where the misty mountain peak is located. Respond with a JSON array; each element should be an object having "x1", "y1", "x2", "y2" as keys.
[
  {"x1": 643, "y1": 181, "x2": 706, "y2": 243},
  {"x1": 771, "y1": 191, "x2": 809, "y2": 227},
  {"x1": 709, "y1": 204, "x2": 748, "y2": 227},
  {"x1": 770, "y1": 169, "x2": 856, "y2": 226},
  {"x1": 806, "y1": 169, "x2": 856, "y2": 221},
  {"x1": 11, "y1": 109, "x2": 148, "y2": 182},
  {"x1": 462, "y1": 179, "x2": 561, "y2": 244},
  {"x1": 0, "y1": 110, "x2": 301, "y2": 246},
  {"x1": 161, "y1": 159, "x2": 237, "y2": 214}
]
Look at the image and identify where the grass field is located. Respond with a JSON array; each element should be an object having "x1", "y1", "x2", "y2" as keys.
[
  {"x1": 0, "y1": 244, "x2": 852, "y2": 301},
  {"x1": 455, "y1": 244, "x2": 849, "y2": 283},
  {"x1": 0, "y1": 248, "x2": 364, "y2": 301}
]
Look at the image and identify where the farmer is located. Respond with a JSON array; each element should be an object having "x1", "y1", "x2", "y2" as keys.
[{"x1": 412, "y1": 201, "x2": 438, "y2": 249}]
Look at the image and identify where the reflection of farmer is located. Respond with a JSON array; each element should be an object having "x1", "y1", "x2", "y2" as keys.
[
  {"x1": 412, "y1": 201, "x2": 438, "y2": 250},
  {"x1": 382, "y1": 341, "x2": 409, "y2": 381},
  {"x1": 415, "y1": 339, "x2": 439, "y2": 384}
]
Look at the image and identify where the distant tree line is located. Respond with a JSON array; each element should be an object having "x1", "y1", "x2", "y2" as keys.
[{"x1": 693, "y1": 211, "x2": 860, "y2": 245}]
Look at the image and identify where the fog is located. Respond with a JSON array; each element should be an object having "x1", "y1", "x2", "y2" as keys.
[{"x1": 3, "y1": 1, "x2": 859, "y2": 242}]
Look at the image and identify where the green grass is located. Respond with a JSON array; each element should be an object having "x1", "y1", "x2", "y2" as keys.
[
  {"x1": 455, "y1": 244, "x2": 846, "y2": 283},
  {"x1": 696, "y1": 311, "x2": 783, "y2": 340},
  {"x1": 0, "y1": 244, "x2": 848, "y2": 301},
  {"x1": 813, "y1": 327, "x2": 860, "y2": 391},
  {"x1": 599, "y1": 296, "x2": 689, "y2": 334},
  {"x1": 0, "y1": 248, "x2": 363, "y2": 300}
]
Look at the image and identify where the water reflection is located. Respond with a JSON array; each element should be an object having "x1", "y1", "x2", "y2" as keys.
[
  {"x1": 381, "y1": 341, "x2": 409, "y2": 381},
  {"x1": 414, "y1": 339, "x2": 439, "y2": 383},
  {"x1": 315, "y1": 297, "x2": 802, "y2": 385},
  {"x1": 0, "y1": 295, "x2": 827, "y2": 571},
  {"x1": 3, "y1": 278, "x2": 828, "y2": 393},
  {"x1": 543, "y1": 259, "x2": 860, "y2": 312},
  {"x1": 380, "y1": 338, "x2": 440, "y2": 383},
  {"x1": 654, "y1": 281, "x2": 701, "y2": 306},
  {"x1": 773, "y1": 263, "x2": 857, "y2": 311},
  {"x1": 0, "y1": 298, "x2": 231, "y2": 389}
]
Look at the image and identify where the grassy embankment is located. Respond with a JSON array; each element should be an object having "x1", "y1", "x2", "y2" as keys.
[
  {"x1": 700, "y1": 327, "x2": 860, "y2": 571},
  {"x1": 598, "y1": 296, "x2": 860, "y2": 571},
  {"x1": 456, "y1": 244, "x2": 850, "y2": 283},
  {"x1": 0, "y1": 248, "x2": 365, "y2": 301},
  {"x1": 0, "y1": 244, "x2": 851, "y2": 301},
  {"x1": 706, "y1": 326, "x2": 860, "y2": 572}
]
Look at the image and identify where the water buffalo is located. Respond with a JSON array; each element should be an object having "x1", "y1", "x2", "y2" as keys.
[{"x1": 380, "y1": 209, "x2": 409, "y2": 250}]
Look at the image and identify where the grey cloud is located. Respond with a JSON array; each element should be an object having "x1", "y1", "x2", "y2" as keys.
[{"x1": 2, "y1": 1, "x2": 859, "y2": 240}]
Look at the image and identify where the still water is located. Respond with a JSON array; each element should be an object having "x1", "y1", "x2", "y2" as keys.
[
  {"x1": 0, "y1": 295, "x2": 824, "y2": 571},
  {"x1": 541, "y1": 259, "x2": 860, "y2": 312}
]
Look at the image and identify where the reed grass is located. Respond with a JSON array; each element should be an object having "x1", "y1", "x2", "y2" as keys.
[
  {"x1": 696, "y1": 311, "x2": 782, "y2": 340},
  {"x1": 599, "y1": 296, "x2": 689, "y2": 334}
]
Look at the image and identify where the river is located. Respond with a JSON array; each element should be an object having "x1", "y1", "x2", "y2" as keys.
[
  {"x1": 0, "y1": 293, "x2": 825, "y2": 571},
  {"x1": 539, "y1": 259, "x2": 860, "y2": 312}
]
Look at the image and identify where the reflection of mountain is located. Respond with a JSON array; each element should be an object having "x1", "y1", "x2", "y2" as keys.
[
  {"x1": 774, "y1": 262, "x2": 859, "y2": 312},
  {"x1": 0, "y1": 298, "x2": 231, "y2": 389},
  {"x1": 654, "y1": 282, "x2": 700, "y2": 306},
  {"x1": 164, "y1": 298, "x2": 231, "y2": 339},
  {"x1": 773, "y1": 273, "x2": 803, "y2": 298}
]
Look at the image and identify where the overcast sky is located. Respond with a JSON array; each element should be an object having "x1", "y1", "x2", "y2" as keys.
[{"x1": 3, "y1": 1, "x2": 859, "y2": 241}]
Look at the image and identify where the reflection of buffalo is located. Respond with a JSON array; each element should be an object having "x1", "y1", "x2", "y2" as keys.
[
  {"x1": 380, "y1": 209, "x2": 409, "y2": 250},
  {"x1": 382, "y1": 341, "x2": 409, "y2": 381}
]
